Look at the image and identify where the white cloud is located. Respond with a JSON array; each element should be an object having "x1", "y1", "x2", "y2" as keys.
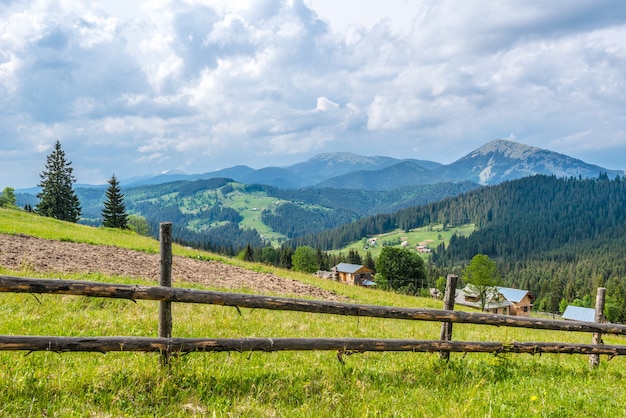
[
  {"x1": 315, "y1": 96, "x2": 338, "y2": 112},
  {"x1": 2, "y1": 0, "x2": 626, "y2": 188}
]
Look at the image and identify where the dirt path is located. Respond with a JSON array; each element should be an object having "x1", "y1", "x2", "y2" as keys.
[{"x1": 0, "y1": 234, "x2": 344, "y2": 301}]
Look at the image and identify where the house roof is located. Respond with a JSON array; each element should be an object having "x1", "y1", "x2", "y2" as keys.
[
  {"x1": 334, "y1": 263, "x2": 372, "y2": 274},
  {"x1": 562, "y1": 305, "x2": 596, "y2": 322},
  {"x1": 497, "y1": 287, "x2": 532, "y2": 303}
]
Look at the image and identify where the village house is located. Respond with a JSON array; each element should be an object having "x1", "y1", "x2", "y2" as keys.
[
  {"x1": 415, "y1": 245, "x2": 432, "y2": 254},
  {"x1": 455, "y1": 285, "x2": 534, "y2": 316},
  {"x1": 497, "y1": 287, "x2": 534, "y2": 317},
  {"x1": 455, "y1": 286, "x2": 512, "y2": 315},
  {"x1": 332, "y1": 263, "x2": 375, "y2": 286}
]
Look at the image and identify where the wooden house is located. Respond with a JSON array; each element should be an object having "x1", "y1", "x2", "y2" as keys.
[
  {"x1": 455, "y1": 285, "x2": 534, "y2": 316},
  {"x1": 497, "y1": 287, "x2": 534, "y2": 317},
  {"x1": 455, "y1": 285, "x2": 512, "y2": 315},
  {"x1": 332, "y1": 263, "x2": 375, "y2": 286}
]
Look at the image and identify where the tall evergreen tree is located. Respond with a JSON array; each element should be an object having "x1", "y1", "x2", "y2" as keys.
[
  {"x1": 239, "y1": 243, "x2": 255, "y2": 262},
  {"x1": 36, "y1": 140, "x2": 81, "y2": 222},
  {"x1": 363, "y1": 250, "x2": 376, "y2": 272},
  {"x1": 101, "y1": 174, "x2": 128, "y2": 229},
  {"x1": 347, "y1": 248, "x2": 362, "y2": 265}
]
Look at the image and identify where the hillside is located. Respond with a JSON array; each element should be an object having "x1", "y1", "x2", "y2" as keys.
[
  {"x1": 64, "y1": 179, "x2": 478, "y2": 252},
  {"x1": 0, "y1": 233, "x2": 340, "y2": 301},
  {"x1": 3, "y1": 202, "x2": 626, "y2": 417},
  {"x1": 0, "y1": 207, "x2": 341, "y2": 300},
  {"x1": 290, "y1": 174, "x2": 626, "y2": 319}
]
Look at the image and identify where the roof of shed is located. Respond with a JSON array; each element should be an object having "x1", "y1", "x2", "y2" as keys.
[{"x1": 562, "y1": 305, "x2": 596, "y2": 322}]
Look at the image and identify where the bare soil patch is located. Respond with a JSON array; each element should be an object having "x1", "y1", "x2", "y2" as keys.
[{"x1": 0, "y1": 234, "x2": 344, "y2": 301}]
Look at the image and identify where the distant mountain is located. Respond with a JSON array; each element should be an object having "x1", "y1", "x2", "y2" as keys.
[
  {"x1": 315, "y1": 160, "x2": 446, "y2": 190},
  {"x1": 125, "y1": 169, "x2": 195, "y2": 187},
  {"x1": 300, "y1": 140, "x2": 624, "y2": 190},
  {"x1": 287, "y1": 152, "x2": 442, "y2": 186},
  {"x1": 17, "y1": 139, "x2": 624, "y2": 193},
  {"x1": 125, "y1": 166, "x2": 254, "y2": 187},
  {"x1": 438, "y1": 139, "x2": 624, "y2": 185},
  {"x1": 124, "y1": 152, "x2": 443, "y2": 189},
  {"x1": 242, "y1": 167, "x2": 302, "y2": 189}
]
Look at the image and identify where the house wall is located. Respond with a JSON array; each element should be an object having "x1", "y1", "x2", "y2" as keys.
[
  {"x1": 337, "y1": 272, "x2": 350, "y2": 284},
  {"x1": 486, "y1": 306, "x2": 509, "y2": 315},
  {"x1": 509, "y1": 295, "x2": 533, "y2": 317},
  {"x1": 337, "y1": 270, "x2": 372, "y2": 286}
]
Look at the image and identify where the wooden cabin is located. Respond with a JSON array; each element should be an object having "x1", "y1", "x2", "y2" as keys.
[{"x1": 332, "y1": 263, "x2": 375, "y2": 286}]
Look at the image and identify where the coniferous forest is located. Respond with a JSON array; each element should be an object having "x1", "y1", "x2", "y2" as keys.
[{"x1": 290, "y1": 174, "x2": 626, "y2": 320}]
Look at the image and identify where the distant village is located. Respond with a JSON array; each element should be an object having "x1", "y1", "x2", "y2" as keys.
[{"x1": 316, "y1": 261, "x2": 597, "y2": 322}]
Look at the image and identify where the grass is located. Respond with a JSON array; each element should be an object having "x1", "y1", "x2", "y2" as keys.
[
  {"x1": 226, "y1": 189, "x2": 286, "y2": 242},
  {"x1": 333, "y1": 223, "x2": 476, "y2": 259},
  {"x1": 2, "y1": 207, "x2": 626, "y2": 416}
]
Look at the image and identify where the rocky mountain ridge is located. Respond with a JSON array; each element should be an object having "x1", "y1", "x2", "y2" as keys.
[{"x1": 123, "y1": 139, "x2": 623, "y2": 191}]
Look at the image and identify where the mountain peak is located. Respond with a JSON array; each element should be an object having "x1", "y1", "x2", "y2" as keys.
[
  {"x1": 471, "y1": 139, "x2": 541, "y2": 160},
  {"x1": 305, "y1": 152, "x2": 387, "y2": 166},
  {"x1": 450, "y1": 139, "x2": 621, "y2": 185}
]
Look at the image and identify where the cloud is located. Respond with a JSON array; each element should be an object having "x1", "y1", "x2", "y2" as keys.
[{"x1": 1, "y1": 0, "x2": 626, "y2": 188}]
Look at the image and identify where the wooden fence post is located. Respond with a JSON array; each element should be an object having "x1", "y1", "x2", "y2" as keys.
[
  {"x1": 589, "y1": 287, "x2": 606, "y2": 368},
  {"x1": 439, "y1": 274, "x2": 458, "y2": 360},
  {"x1": 159, "y1": 222, "x2": 173, "y2": 366}
]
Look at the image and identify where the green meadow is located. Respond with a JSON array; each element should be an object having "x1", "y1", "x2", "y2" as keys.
[
  {"x1": 1, "y1": 207, "x2": 625, "y2": 417},
  {"x1": 335, "y1": 223, "x2": 476, "y2": 259}
]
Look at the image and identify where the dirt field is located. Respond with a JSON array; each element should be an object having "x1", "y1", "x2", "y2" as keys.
[{"x1": 0, "y1": 234, "x2": 343, "y2": 301}]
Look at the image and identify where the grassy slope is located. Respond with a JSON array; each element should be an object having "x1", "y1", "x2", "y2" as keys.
[
  {"x1": 1, "y1": 207, "x2": 626, "y2": 417},
  {"x1": 333, "y1": 223, "x2": 476, "y2": 259}
]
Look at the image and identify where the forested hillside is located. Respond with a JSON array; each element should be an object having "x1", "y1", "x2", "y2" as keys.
[
  {"x1": 290, "y1": 174, "x2": 626, "y2": 320},
  {"x1": 245, "y1": 181, "x2": 479, "y2": 216},
  {"x1": 64, "y1": 178, "x2": 478, "y2": 253}
]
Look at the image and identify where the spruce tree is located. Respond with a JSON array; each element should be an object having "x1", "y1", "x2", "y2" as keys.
[
  {"x1": 101, "y1": 174, "x2": 128, "y2": 229},
  {"x1": 36, "y1": 140, "x2": 81, "y2": 222}
]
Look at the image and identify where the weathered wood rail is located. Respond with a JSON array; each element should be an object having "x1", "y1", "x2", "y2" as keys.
[
  {"x1": 2, "y1": 335, "x2": 626, "y2": 356},
  {"x1": 1, "y1": 275, "x2": 625, "y2": 336},
  {"x1": 1, "y1": 274, "x2": 625, "y2": 358},
  {"x1": 1, "y1": 223, "x2": 622, "y2": 364}
]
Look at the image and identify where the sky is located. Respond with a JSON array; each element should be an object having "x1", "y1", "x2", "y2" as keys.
[{"x1": 2, "y1": 0, "x2": 626, "y2": 189}]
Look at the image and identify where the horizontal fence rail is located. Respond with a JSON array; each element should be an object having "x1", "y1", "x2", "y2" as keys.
[
  {"x1": 2, "y1": 222, "x2": 618, "y2": 370},
  {"x1": 3, "y1": 336, "x2": 626, "y2": 357},
  {"x1": 2, "y1": 275, "x2": 626, "y2": 336}
]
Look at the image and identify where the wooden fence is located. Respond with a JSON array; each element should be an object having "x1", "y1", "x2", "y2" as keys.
[{"x1": 1, "y1": 223, "x2": 624, "y2": 367}]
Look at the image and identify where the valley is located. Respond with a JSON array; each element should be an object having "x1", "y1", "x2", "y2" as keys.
[{"x1": 11, "y1": 139, "x2": 626, "y2": 322}]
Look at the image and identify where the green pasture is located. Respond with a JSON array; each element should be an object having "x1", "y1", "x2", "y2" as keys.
[
  {"x1": 1, "y1": 208, "x2": 625, "y2": 417},
  {"x1": 335, "y1": 223, "x2": 476, "y2": 259},
  {"x1": 225, "y1": 189, "x2": 286, "y2": 242}
]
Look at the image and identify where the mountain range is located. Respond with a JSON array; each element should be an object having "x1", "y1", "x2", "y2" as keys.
[{"x1": 121, "y1": 139, "x2": 624, "y2": 191}]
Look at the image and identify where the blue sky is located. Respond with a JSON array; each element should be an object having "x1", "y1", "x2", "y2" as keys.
[{"x1": 2, "y1": 0, "x2": 626, "y2": 189}]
